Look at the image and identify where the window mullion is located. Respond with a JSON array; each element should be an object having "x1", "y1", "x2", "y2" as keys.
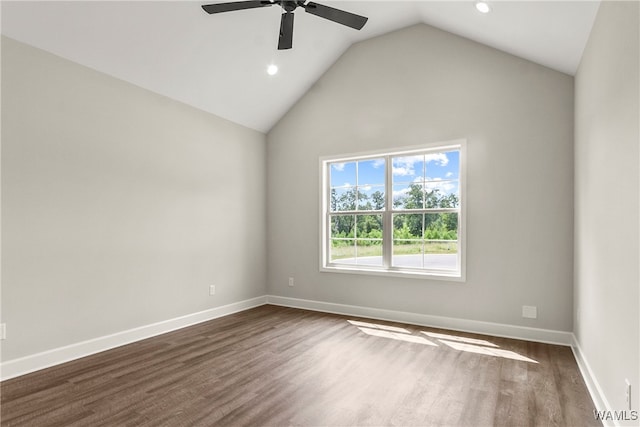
[{"x1": 383, "y1": 155, "x2": 392, "y2": 268}]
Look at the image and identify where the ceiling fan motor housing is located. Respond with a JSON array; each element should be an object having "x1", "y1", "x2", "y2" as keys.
[{"x1": 282, "y1": 1, "x2": 300, "y2": 12}]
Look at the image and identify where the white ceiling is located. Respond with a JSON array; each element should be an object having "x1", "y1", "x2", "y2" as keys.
[{"x1": 1, "y1": 1, "x2": 600, "y2": 133}]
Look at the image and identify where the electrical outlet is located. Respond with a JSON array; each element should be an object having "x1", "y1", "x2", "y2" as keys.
[
  {"x1": 288, "y1": 277, "x2": 294, "y2": 287},
  {"x1": 209, "y1": 285, "x2": 216, "y2": 296},
  {"x1": 522, "y1": 305, "x2": 537, "y2": 319},
  {"x1": 626, "y1": 379, "x2": 632, "y2": 410},
  {"x1": 0, "y1": 323, "x2": 6, "y2": 340}
]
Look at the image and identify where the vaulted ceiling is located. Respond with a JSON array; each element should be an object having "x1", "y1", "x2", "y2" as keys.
[{"x1": 1, "y1": 1, "x2": 600, "y2": 133}]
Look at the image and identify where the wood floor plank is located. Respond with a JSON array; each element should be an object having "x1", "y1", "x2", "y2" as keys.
[{"x1": 1, "y1": 305, "x2": 601, "y2": 426}]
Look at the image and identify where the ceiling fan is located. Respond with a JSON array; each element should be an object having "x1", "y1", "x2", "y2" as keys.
[{"x1": 201, "y1": 0, "x2": 368, "y2": 50}]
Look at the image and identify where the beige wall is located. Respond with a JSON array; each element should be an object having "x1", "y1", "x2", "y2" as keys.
[
  {"x1": 267, "y1": 24, "x2": 575, "y2": 331},
  {"x1": 1, "y1": 37, "x2": 267, "y2": 361},
  {"x1": 574, "y1": 1, "x2": 639, "y2": 417}
]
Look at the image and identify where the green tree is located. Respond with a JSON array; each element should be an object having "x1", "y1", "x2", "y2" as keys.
[
  {"x1": 439, "y1": 193, "x2": 459, "y2": 208},
  {"x1": 357, "y1": 190, "x2": 372, "y2": 210},
  {"x1": 330, "y1": 188, "x2": 338, "y2": 211},
  {"x1": 425, "y1": 189, "x2": 441, "y2": 208},
  {"x1": 339, "y1": 188, "x2": 356, "y2": 211},
  {"x1": 371, "y1": 191, "x2": 384, "y2": 210},
  {"x1": 405, "y1": 184, "x2": 424, "y2": 209}
]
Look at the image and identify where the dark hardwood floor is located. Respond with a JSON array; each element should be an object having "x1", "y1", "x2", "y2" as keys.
[{"x1": 1, "y1": 305, "x2": 600, "y2": 426}]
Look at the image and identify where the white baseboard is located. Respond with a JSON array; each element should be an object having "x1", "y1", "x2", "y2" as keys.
[
  {"x1": 571, "y1": 334, "x2": 618, "y2": 427},
  {"x1": 266, "y1": 295, "x2": 574, "y2": 346},
  {"x1": 0, "y1": 295, "x2": 580, "y2": 384},
  {"x1": 3, "y1": 294, "x2": 614, "y2": 426},
  {"x1": 0, "y1": 296, "x2": 268, "y2": 381}
]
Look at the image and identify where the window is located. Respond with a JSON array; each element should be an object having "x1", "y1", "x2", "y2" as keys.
[{"x1": 321, "y1": 140, "x2": 465, "y2": 280}]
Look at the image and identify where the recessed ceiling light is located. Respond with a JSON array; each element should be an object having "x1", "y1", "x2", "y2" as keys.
[
  {"x1": 475, "y1": 1, "x2": 491, "y2": 14},
  {"x1": 267, "y1": 64, "x2": 278, "y2": 76}
]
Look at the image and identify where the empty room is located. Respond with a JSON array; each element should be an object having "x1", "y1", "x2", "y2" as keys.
[{"x1": 1, "y1": 0, "x2": 638, "y2": 426}]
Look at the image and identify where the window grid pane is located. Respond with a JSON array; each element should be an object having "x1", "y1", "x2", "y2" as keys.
[
  {"x1": 391, "y1": 212, "x2": 458, "y2": 270},
  {"x1": 329, "y1": 214, "x2": 383, "y2": 266},
  {"x1": 330, "y1": 159, "x2": 385, "y2": 212}
]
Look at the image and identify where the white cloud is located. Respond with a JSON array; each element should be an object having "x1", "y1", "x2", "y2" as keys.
[
  {"x1": 425, "y1": 180, "x2": 456, "y2": 194},
  {"x1": 331, "y1": 182, "x2": 353, "y2": 189},
  {"x1": 332, "y1": 162, "x2": 346, "y2": 172},
  {"x1": 446, "y1": 172, "x2": 453, "y2": 178},
  {"x1": 372, "y1": 159, "x2": 385, "y2": 168},
  {"x1": 392, "y1": 166, "x2": 413, "y2": 176},
  {"x1": 392, "y1": 187, "x2": 410, "y2": 199},
  {"x1": 424, "y1": 153, "x2": 449, "y2": 166},
  {"x1": 392, "y1": 155, "x2": 423, "y2": 177}
]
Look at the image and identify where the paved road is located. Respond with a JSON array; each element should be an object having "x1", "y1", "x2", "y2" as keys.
[{"x1": 333, "y1": 253, "x2": 457, "y2": 269}]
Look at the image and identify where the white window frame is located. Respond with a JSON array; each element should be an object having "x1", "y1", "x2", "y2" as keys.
[{"x1": 320, "y1": 139, "x2": 466, "y2": 281}]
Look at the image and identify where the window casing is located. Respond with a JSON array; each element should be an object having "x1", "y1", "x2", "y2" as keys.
[{"x1": 320, "y1": 141, "x2": 466, "y2": 280}]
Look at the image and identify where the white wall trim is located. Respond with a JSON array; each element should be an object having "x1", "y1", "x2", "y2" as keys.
[
  {"x1": 0, "y1": 296, "x2": 268, "y2": 381},
  {"x1": 571, "y1": 333, "x2": 618, "y2": 427},
  {"x1": 1, "y1": 294, "x2": 592, "y2": 401},
  {"x1": 266, "y1": 295, "x2": 573, "y2": 346}
]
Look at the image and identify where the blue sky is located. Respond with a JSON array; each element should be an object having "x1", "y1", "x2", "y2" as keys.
[{"x1": 330, "y1": 151, "x2": 460, "y2": 201}]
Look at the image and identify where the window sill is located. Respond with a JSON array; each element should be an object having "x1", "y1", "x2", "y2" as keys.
[{"x1": 320, "y1": 265, "x2": 465, "y2": 282}]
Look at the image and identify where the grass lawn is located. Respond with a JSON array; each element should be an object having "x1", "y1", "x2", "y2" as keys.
[{"x1": 330, "y1": 241, "x2": 457, "y2": 260}]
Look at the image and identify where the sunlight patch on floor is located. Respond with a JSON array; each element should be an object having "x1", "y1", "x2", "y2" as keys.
[
  {"x1": 347, "y1": 320, "x2": 409, "y2": 334},
  {"x1": 439, "y1": 340, "x2": 538, "y2": 363},
  {"x1": 358, "y1": 327, "x2": 438, "y2": 346},
  {"x1": 422, "y1": 331, "x2": 499, "y2": 347},
  {"x1": 348, "y1": 320, "x2": 538, "y2": 363}
]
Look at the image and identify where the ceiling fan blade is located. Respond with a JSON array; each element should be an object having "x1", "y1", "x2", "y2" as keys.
[
  {"x1": 303, "y1": 2, "x2": 367, "y2": 30},
  {"x1": 201, "y1": 1, "x2": 273, "y2": 14},
  {"x1": 278, "y1": 12, "x2": 294, "y2": 50}
]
